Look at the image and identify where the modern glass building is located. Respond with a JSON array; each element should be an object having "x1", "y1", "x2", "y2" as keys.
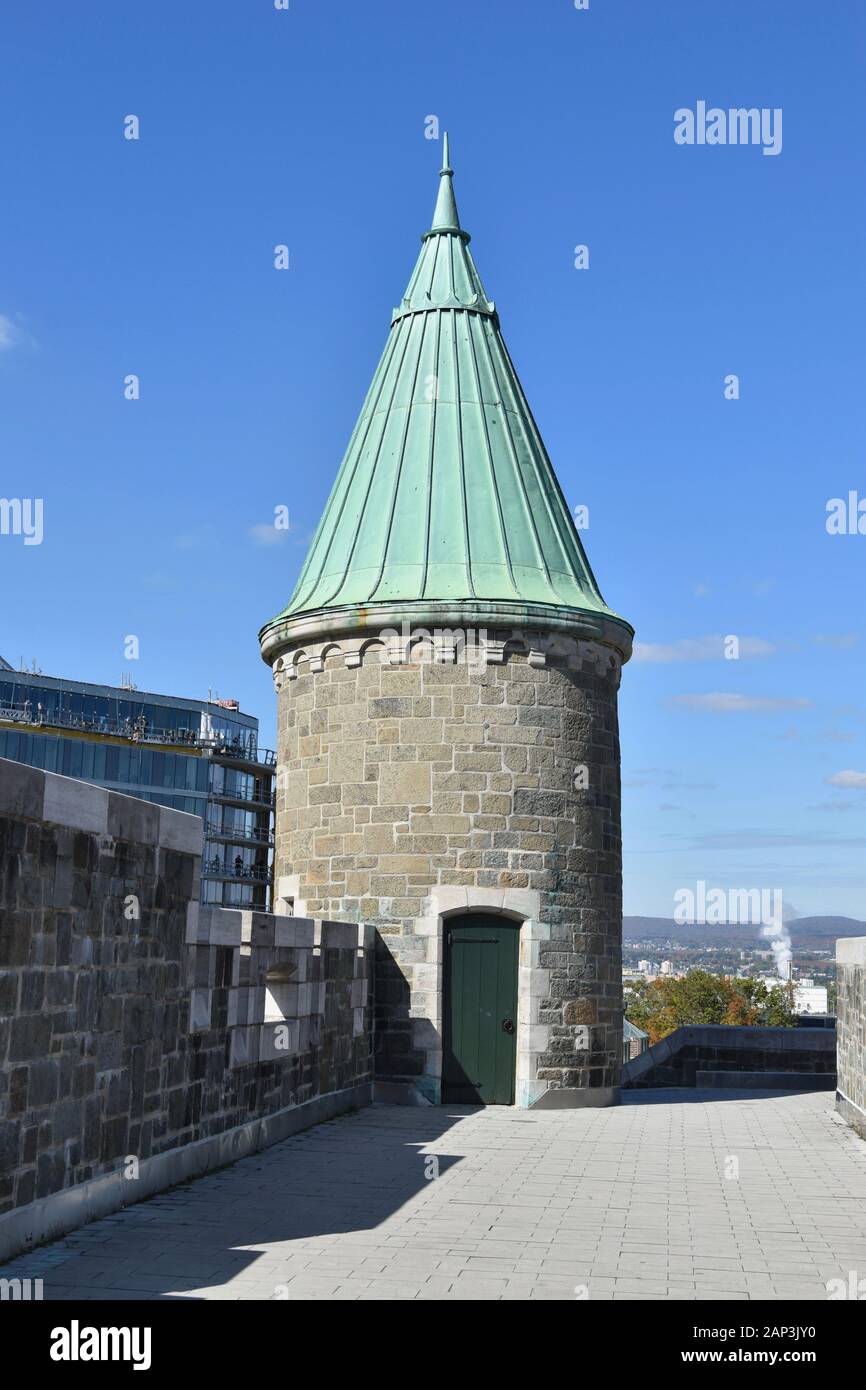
[{"x1": 0, "y1": 663, "x2": 275, "y2": 909}]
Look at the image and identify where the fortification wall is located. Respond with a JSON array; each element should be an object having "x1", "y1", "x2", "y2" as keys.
[
  {"x1": 0, "y1": 758, "x2": 372, "y2": 1261},
  {"x1": 836, "y1": 937, "x2": 866, "y2": 1139}
]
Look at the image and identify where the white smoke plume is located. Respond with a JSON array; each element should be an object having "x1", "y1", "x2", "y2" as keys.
[{"x1": 760, "y1": 895, "x2": 795, "y2": 980}]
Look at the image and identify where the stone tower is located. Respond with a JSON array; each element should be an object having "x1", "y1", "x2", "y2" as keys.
[{"x1": 260, "y1": 137, "x2": 633, "y2": 1108}]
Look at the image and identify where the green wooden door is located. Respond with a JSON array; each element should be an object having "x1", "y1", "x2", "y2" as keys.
[{"x1": 442, "y1": 914, "x2": 519, "y2": 1104}]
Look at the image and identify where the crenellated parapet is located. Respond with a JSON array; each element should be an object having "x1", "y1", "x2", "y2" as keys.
[{"x1": 271, "y1": 628, "x2": 623, "y2": 693}]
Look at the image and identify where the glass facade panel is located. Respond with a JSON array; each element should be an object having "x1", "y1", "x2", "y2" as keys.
[
  {"x1": 1, "y1": 673, "x2": 271, "y2": 908},
  {"x1": 0, "y1": 731, "x2": 209, "y2": 802},
  {"x1": 0, "y1": 677, "x2": 259, "y2": 750}
]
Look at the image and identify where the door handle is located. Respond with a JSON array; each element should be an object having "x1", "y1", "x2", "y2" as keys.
[{"x1": 502, "y1": 1018, "x2": 514, "y2": 1034}]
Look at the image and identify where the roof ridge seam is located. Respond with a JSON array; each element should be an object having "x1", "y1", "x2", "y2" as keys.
[
  {"x1": 464, "y1": 314, "x2": 520, "y2": 600},
  {"x1": 368, "y1": 315, "x2": 427, "y2": 600},
  {"x1": 290, "y1": 324, "x2": 404, "y2": 610},
  {"x1": 498, "y1": 331, "x2": 603, "y2": 607},
  {"x1": 478, "y1": 315, "x2": 557, "y2": 597},
  {"x1": 420, "y1": 310, "x2": 442, "y2": 600},
  {"x1": 314, "y1": 317, "x2": 416, "y2": 611},
  {"x1": 450, "y1": 304, "x2": 475, "y2": 600}
]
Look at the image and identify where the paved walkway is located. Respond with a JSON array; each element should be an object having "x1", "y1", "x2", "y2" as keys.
[{"x1": 5, "y1": 1089, "x2": 866, "y2": 1300}]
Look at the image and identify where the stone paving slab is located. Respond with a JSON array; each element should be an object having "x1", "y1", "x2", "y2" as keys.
[{"x1": 2, "y1": 1089, "x2": 866, "y2": 1301}]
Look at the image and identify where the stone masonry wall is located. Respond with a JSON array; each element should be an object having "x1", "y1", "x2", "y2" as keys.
[
  {"x1": 0, "y1": 758, "x2": 372, "y2": 1247},
  {"x1": 621, "y1": 1024, "x2": 836, "y2": 1090},
  {"x1": 272, "y1": 630, "x2": 624, "y2": 1102},
  {"x1": 836, "y1": 937, "x2": 866, "y2": 1140}
]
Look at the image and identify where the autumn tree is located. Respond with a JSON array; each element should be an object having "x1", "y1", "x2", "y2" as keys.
[{"x1": 625, "y1": 970, "x2": 796, "y2": 1044}]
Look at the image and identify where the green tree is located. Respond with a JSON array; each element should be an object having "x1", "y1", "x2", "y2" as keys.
[
  {"x1": 725, "y1": 975, "x2": 797, "y2": 1027},
  {"x1": 625, "y1": 969, "x2": 796, "y2": 1044}
]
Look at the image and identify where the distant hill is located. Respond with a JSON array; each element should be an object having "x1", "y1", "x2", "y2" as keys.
[{"x1": 623, "y1": 915, "x2": 866, "y2": 949}]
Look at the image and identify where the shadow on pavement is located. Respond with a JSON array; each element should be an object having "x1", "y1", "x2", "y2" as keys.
[{"x1": 4, "y1": 1105, "x2": 472, "y2": 1302}]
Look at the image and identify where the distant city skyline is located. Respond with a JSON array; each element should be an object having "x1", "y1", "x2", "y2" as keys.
[{"x1": 1, "y1": 0, "x2": 864, "y2": 919}]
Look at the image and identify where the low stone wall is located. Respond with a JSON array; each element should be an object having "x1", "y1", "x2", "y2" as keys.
[
  {"x1": 621, "y1": 1024, "x2": 836, "y2": 1089},
  {"x1": 0, "y1": 758, "x2": 372, "y2": 1261},
  {"x1": 836, "y1": 937, "x2": 866, "y2": 1139}
]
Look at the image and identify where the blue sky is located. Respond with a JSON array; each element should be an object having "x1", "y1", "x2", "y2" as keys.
[{"x1": 1, "y1": 1, "x2": 864, "y2": 918}]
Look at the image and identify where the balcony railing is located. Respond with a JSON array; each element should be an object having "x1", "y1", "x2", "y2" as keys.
[
  {"x1": 210, "y1": 783, "x2": 276, "y2": 807},
  {"x1": 206, "y1": 822, "x2": 274, "y2": 846},
  {"x1": 202, "y1": 862, "x2": 270, "y2": 882},
  {"x1": 0, "y1": 703, "x2": 273, "y2": 764},
  {"x1": 207, "y1": 739, "x2": 276, "y2": 767}
]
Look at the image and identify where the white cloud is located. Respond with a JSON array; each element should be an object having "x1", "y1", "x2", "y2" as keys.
[
  {"x1": 0, "y1": 314, "x2": 20, "y2": 351},
  {"x1": 634, "y1": 635, "x2": 775, "y2": 663},
  {"x1": 669, "y1": 693, "x2": 813, "y2": 713},
  {"x1": 0, "y1": 312, "x2": 37, "y2": 352},
  {"x1": 249, "y1": 522, "x2": 290, "y2": 546},
  {"x1": 825, "y1": 770, "x2": 866, "y2": 789},
  {"x1": 811, "y1": 633, "x2": 859, "y2": 650},
  {"x1": 173, "y1": 524, "x2": 215, "y2": 551},
  {"x1": 689, "y1": 829, "x2": 866, "y2": 848}
]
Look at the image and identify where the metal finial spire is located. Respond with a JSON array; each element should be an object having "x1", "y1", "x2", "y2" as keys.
[{"x1": 430, "y1": 130, "x2": 460, "y2": 232}]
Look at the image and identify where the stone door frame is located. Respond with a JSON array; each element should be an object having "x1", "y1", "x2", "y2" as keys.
[{"x1": 418, "y1": 886, "x2": 549, "y2": 1109}]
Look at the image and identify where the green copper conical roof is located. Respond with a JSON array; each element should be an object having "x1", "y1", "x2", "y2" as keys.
[{"x1": 260, "y1": 136, "x2": 632, "y2": 658}]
